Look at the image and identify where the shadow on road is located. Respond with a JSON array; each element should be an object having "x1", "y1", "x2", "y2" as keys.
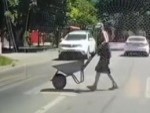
[
  {"x1": 40, "y1": 88, "x2": 110, "y2": 94},
  {"x1": 120, "y1": 54, "x2": 149, "y2": 58},
  {"x1": 52, "y1": 58, "x2": 87, "y2": 61}
]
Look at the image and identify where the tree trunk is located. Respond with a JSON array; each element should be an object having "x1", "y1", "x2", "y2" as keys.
[{"x1": 13, "y1": 26, "x2": 25, "y2": 49}]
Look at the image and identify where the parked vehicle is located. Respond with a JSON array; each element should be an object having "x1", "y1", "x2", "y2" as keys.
[
  {"x1": 58, "y1": 30, "x2": 96, "y2": 59},
  {"x1": 124, "y1": 36, "x2": 150, "y2": 56}
]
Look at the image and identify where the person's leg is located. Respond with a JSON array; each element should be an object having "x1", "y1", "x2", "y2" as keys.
[
  {"x1": 93, "y1": 72, "x2": 101, "y2": 87},
  {"x1": 106, "y1": 60, "x2": 118, "y2": 90},
  {"x1": 107, "y1": 73, "x2": 118, "y2": 90},
  {"x1": 108, "y1": 73, "x2": 117, "y2": 85},
  {"x1": 87, "y1": 72, "x2": 101, "y2": 91}
]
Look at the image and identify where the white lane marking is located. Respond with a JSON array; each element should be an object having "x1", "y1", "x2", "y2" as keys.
[
  {"x1": 35, "y1": 96, "x2": 65, "y2": 113},
  {"x1": 145, "y1": 77, "x2": 150, "y2": 98}
]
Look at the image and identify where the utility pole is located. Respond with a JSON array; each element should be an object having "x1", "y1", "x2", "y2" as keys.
[{"x1": 2, "y1": 0, "x2": 18, "y2": 52}]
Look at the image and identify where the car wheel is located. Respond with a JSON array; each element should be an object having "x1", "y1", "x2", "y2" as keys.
[
  {"x1": 59, "y1": 54, "x2": 65, "y2": 60},
  {"x1": 124, "y1": 52, "x2": 128, "y2": 56},
  {"x1": 91, "y1": 52, "x2": 95, "y2": 57},
  {"x1": 58, "y1": 54, "x2": 62, "y2": 60},
  {"x1": 144, "y1": 52, "x2": 149, "y2": 57},
  {"x1": 91, "y1": 46, "x2": 96, "y2": 57}
]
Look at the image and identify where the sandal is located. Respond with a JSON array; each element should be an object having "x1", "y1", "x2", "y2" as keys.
[
  {"x1": 109, "y1": 85, "x2": 118, "y2": 90},
  {"x1": 87, "y1": 85, "x2": 97, "y2": 91}
]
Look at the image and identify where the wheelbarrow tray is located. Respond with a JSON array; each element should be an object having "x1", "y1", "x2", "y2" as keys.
[
  {"x1": 52, "y1": 60, "x2": 84, "y2": 75},
  {"x1": 51, "y1": 57, "x2": 94, "y2": 89}
]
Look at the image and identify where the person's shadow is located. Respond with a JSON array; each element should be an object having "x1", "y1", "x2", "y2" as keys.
[{"x1": 40, "y1": 88, "x2": 110, "y2": 94}]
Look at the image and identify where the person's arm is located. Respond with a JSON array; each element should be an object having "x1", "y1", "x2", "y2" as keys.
[{"x1": 102, "y1": 30, "x2": 109, "y2": 44}]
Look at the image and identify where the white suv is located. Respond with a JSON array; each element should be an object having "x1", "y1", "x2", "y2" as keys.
[{"x1": 58, "y1": 30, "x2": 96, "y2": 59}]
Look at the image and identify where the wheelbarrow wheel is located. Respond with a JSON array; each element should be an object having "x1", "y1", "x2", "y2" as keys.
[{"x1": 52, "y1": 74, "x2": 66, "y2": 90}]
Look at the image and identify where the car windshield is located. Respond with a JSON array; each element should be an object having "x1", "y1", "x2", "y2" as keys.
[{"x1": 65, "y1": 34, "x2": 86, "y2": 40}]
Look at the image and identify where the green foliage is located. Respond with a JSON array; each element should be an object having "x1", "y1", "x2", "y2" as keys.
[
  {"x1": 28, "y1": 0, "x2": 68, "y2": 31},
  {"x1": 7, "y1": 0, "x2": 30, "y2": 26},
  {"x1": 7, "y1": 0, "x2": 19, "y2": 25},
  {"x1": 8, "y1": 0, "x2": 19, "y2": 6},
  {"x1": 0, "y1": 56, "x2": 13, "y2": 66},
  {"x1": 2, "y1": 0, "x2": 98, "y2": 31},
  {"x1": 68, "y1": 0, "x2": 98, "y2": 26}
]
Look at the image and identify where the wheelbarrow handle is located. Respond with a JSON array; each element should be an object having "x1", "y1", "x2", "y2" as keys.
[{"x1": 83, "y1": 56, "x2": 93, "y2": 69}]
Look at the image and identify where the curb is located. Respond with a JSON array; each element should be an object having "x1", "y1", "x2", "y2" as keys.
[
  {"x1": 0, "y1": 59, "x2": 52, "y2": 74},
  {"x1": 0, "y1": 50, "x2": 58, "y2": 74}
]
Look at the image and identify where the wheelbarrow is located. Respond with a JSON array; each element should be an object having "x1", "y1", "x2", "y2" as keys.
[{"x1": 51, "y1": 57, "x2": 93, "y2": 90}]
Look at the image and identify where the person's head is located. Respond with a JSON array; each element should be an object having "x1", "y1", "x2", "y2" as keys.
[{"x1": 99, "y1": 23, "x2": 104, "y2": 30}]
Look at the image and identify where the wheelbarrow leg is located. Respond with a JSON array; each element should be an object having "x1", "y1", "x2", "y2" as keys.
[
  {"x1": 71, "y1": 69, "x2": 84, "y2": 84},
  {"x1": 52, "y1": 71, "x2": 67, "y2": 90},
  {"x1": 80, "y1": 69, "x2": 84, "y2": 83}
]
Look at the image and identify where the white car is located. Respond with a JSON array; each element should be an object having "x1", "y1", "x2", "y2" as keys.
[
  {"x1": 58, "y1": 30, "x2": 96, "y2": 59},
  {"x1": 124, "y1": 36, "x2": 150, "y2": 56}
]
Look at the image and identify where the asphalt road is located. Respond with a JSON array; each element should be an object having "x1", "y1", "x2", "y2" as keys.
[{"x1": 0, "y1": 51, "x2": 150, "y2": 113}]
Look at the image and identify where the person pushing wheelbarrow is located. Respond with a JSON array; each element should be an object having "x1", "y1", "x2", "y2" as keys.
[{"x1": 87, "y1": 23, "x2": 118, "y2": 91}]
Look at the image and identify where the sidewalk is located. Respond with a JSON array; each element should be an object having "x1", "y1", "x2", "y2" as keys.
[{"x1": 0, "y1": 49, "x2": 58, "y2": 73}]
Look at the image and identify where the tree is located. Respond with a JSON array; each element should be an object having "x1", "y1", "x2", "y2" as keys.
[
  {"x1": 2, "y1": 0, "x2": 31, "y2": 49},
  {"x1": 33, "y1": 0, "x2": 68, "y2": 47},
  {"x1": 68, "y1": 0, "x2": 98, "y2": 28},
  {"x1": 29, "y1": 0, "x2": 67, "y2": 32},
  {"x1": 2, "y1": 0, "x2": 68, "y2": 48},
  {"x1": 1, "y1": 0, "x2": 98, "y2": 49},
  {"x1": 0, "y1": 0, "x2": 4, "y2": 30}
]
